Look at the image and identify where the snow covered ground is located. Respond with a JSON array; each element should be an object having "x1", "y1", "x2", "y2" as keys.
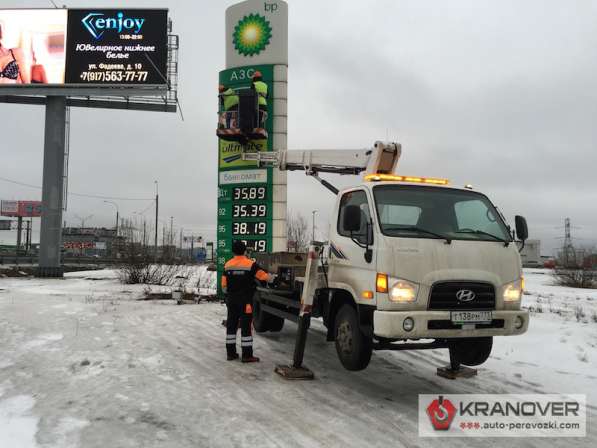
[{"x1": 0, "y1": 267, "x2": 595, "y2": 447}]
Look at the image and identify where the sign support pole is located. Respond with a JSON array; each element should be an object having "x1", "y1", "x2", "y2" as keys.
[
  {"x1": 26, "y1": 220, "x2": 32, "y2": 254},
  {"x1": 16, "y1": 217, "x2": 23, "y2": 254},
  {"x1": 38, "y1": 96, "x2": 67, "y2": 278}
]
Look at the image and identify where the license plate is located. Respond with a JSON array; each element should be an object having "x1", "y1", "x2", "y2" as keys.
[{"x1": 451, "y1": 310, "x2": 492, "y2": 323}]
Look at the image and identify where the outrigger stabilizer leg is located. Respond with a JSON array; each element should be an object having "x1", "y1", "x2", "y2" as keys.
[
  {"x1": 436, "y1": 343, "x2": 478, "y2": 379},
  {"x1": 274, "y1": 243, "x2": 323, "y2": 380}
]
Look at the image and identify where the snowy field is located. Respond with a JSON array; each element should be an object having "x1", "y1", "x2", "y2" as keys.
[{"x1": 0, "y1": 267, "x2": 595, "y2": 447}]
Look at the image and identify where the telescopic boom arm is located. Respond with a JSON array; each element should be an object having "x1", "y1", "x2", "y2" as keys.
[{"x1": 242, "y1": 141, "x2": 401, "y2": 194}]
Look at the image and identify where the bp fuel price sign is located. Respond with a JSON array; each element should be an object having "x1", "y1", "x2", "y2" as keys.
[
  {"x1": 218, "y1": 0, "x2": 288, "y2": 298},
  {"x1": 216, "y1": 64, "x2": 275, "y2": 282},
  {"x1": 217, "y1": 183, "x2": 272, "y2": 263}
]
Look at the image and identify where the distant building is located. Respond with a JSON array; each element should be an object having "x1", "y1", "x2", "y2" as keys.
[
  {"x1": 520, "y1": 239, "x2": 541, "y2": 267},
  {"x1": 61, "y1": 227, "x2": 121, "y2": 257},
  {"x1": 583, "y1": 253, "x2": 597, "y2": 269}
]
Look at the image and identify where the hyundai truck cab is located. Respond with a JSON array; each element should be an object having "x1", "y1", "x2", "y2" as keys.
[{"x1": 322, "y1": 175, "x2": 529, "y2": 368}]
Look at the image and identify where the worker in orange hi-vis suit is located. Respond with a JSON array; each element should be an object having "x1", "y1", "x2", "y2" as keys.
[{"x1": 221, "y1": 240, "x2": 274, "y2": 363}]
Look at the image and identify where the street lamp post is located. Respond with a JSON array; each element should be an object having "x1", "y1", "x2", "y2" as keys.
[
  {"x1": 103, "y1": 200, "x2": 119, "y2": 236},
  {"x1": 311, "y1": 210, "x2": 318, "y2": 243},
  {"x1": 154, "y1": 181, "x2": 159, "y2": 260},
  {"x1": 74, "y1": 214, "x2": 93, "y2": 228}
]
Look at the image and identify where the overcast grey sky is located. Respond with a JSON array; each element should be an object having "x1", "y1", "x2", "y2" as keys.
[{"x1": 1, "y1": 0, "x2": 596, "y2": 255}]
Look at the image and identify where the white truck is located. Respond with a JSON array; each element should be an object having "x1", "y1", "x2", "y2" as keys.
[{"x1": 245, "y1": 142, "x2": 529, "y2": 373}]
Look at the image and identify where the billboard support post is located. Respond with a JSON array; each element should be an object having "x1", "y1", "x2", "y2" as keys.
[{"x1": 38, "y1": 96, "x2": 67, "y2": 278}]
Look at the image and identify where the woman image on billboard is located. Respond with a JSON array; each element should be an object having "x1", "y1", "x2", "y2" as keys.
[{"x1": 0, "y1": 22, "x2": 30, "y2": 84}]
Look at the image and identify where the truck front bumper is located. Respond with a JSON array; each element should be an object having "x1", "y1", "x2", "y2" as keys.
[{"x1": 373, "y1": 310, "x2": 529, "y2": 339}]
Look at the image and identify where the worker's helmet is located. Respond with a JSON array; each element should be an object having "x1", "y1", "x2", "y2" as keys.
[
  {"x1": 218, "y1": 84, "x2": 226, "y2": 93},
  {"x1": 232, "y1": 240, "x2": 247, "y2": 255},
  {"x1": 252, "y1": 71, "x2": 262, "y2": 80}
]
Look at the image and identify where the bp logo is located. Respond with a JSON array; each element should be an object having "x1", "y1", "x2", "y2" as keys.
[{"x1": 233, "y1": 14, "x2": 272, "y2": 56}]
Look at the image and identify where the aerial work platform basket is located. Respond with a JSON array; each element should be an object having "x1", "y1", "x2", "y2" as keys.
[{"x1": 217, "y1": 89, "x2": 268, "y2": 143}]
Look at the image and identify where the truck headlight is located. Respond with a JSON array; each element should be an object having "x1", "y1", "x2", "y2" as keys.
[
  {"x1": 503, "y1": 278, "x2": 523, "y2": 302},
  {"x1": 389, "y1": 279, "x2": 418, "y2": 303}
]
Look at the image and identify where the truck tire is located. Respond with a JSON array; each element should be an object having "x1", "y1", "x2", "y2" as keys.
[
  {"x1": 334, "y1": 304, "x2": 373, "y2": 371},
  {"x1": 450, "y1": 337, "x2": 493, "y2": 366},
  {"x1": 252, "y1": 294, "x2": 285, "y2": 333},
  {"x1": 268, "y1": 315, "x2": 285, "y2": 332},
  {"x1": 252, "y1": 294, "x2": 270, "y2": 333}
]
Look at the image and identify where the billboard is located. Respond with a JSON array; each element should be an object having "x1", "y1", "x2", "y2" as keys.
[
  {"x1": 63, "y1": 241, "x2": 96, "y2": 250},
  {"x1": 0, "y1": 200, "x2": 18, "y2": 216},
  {"x1": 1, "y1": 200, "x2": 42, "y2": 217},
  {"x1": 0, "y1": 8, "x2": 167, "y2": 87}
]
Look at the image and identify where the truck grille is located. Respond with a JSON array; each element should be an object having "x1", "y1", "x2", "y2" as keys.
[{"x1": 428, "y1": 282, "x2": 495, "y2": 310}]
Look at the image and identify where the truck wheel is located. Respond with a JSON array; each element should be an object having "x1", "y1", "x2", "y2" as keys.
[
  {"x1": 252, "y1": 294, "x2": 285, "y2": 332},
  {"x1": 334, "y1": 304, "x2": 372, "y2": 371},
  {"x1": 450, "y1": 337, "x2": 493, "y2": 366},
  {"x1": 252, "y1": 295, "x2": 270, "y2": 333},
  {"x1": 268, "y1": 315, "x2": 285, "y2": 332}
]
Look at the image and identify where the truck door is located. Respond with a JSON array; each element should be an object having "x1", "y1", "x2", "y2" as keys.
[{"x1": 330, "y1": 189, "x2": 376, "y2": 302}]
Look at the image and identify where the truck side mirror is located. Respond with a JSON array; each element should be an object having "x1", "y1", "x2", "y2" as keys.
[
  {"x1": 515, "y1": 215, "x2": 528, "y2": 241},
  {"x1": 343, "y1": 205, "x2": 361, "y2": 232}
]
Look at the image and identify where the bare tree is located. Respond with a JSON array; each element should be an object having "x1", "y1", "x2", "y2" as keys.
[
  {"x1": 117, "y1": 221, "x2": 185, "y2": 285},
  {"x1": 287, "y1": 210, "x2": 309, "y2": 252},
  {"x1": 552, "y1": 268, "x2": 597, "y2": 289}
]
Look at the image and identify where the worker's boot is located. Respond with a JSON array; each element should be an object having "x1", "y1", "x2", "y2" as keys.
[
  {"x1": 241, "y1": 356, "x2": 260, "y2": 363},
  {"x1": 226, "y1": 342, "x2": 238, "y2": 361},
  {"x1": 241, "y1": 347, "x2": 259, "y2": 363}
]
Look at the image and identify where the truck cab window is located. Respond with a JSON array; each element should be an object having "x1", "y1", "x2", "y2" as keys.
[
  {"x1": 338, "y1": 190, "x2": 373, "y2": 245},
  {"x1": 373, "y1": 185, "x2": 511, "y2": 242},
  {"x1": 454, "y1": 199, "x2": 503, "y2": 236},
  {"x1": 378, "y1": 204, "x2": 421, "y2": 227}
]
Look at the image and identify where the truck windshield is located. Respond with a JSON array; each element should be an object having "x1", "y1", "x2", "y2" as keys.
[{"x1": 373, "y1": 185, "x2": 512, "y2": 243}]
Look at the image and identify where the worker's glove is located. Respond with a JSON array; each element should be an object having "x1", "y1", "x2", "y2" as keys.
[{"x1": 268, "y1": 274, "x2": 278, "y2": 285}]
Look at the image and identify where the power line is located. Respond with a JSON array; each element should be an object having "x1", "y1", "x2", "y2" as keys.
[
  {"x1": 70, "y1": 192, "x2": 153, "y2": 202},
  {"x1": 0, "y1": 176, "x2": 39, "y2": 190},
  {"x1": 135, "y1": 200, "x2": 155, "y2": 216},
  {"x1": 0, "y1": 175, "x2": 153, "y2": 202}
]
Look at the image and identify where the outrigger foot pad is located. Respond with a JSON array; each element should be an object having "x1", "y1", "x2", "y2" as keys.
[
  {"x1": 436, "y1": 365, "x2": 477, "y2": 380},
  {"x1": 274, "y1": 364, "x2": 315, "y2": 380}
]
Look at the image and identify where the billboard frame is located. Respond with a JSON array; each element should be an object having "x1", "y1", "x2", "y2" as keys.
[
  {"x1": 0, "y1": 85, "x2": 167, "y2": 97},
  {"x1": 0, "y1": 7, "x2": 177, "y2": 108},
  {"x1": 0, "y1": 8, "x2": 179, "y2": 276}
]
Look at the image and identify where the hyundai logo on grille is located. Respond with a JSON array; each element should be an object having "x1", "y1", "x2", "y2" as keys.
[{"x1": 455, "y1": 289, "x2": 476, "y2": 302}]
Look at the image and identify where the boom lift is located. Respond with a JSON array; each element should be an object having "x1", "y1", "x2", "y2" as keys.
[
  {"x1": 221, "y1": 135, "x2": 529, "y2": 381},
  {"x1": 217, "y1": 88, "x2": 268, "y2": 143}
]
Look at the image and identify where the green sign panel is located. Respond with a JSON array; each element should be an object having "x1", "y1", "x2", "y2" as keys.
[
  {"x1": 217, "y1": 64, "x2": 275, "y2": 295},
  {"x1": 219, "y1": 139, "x2": 267, "y2": 169}
]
